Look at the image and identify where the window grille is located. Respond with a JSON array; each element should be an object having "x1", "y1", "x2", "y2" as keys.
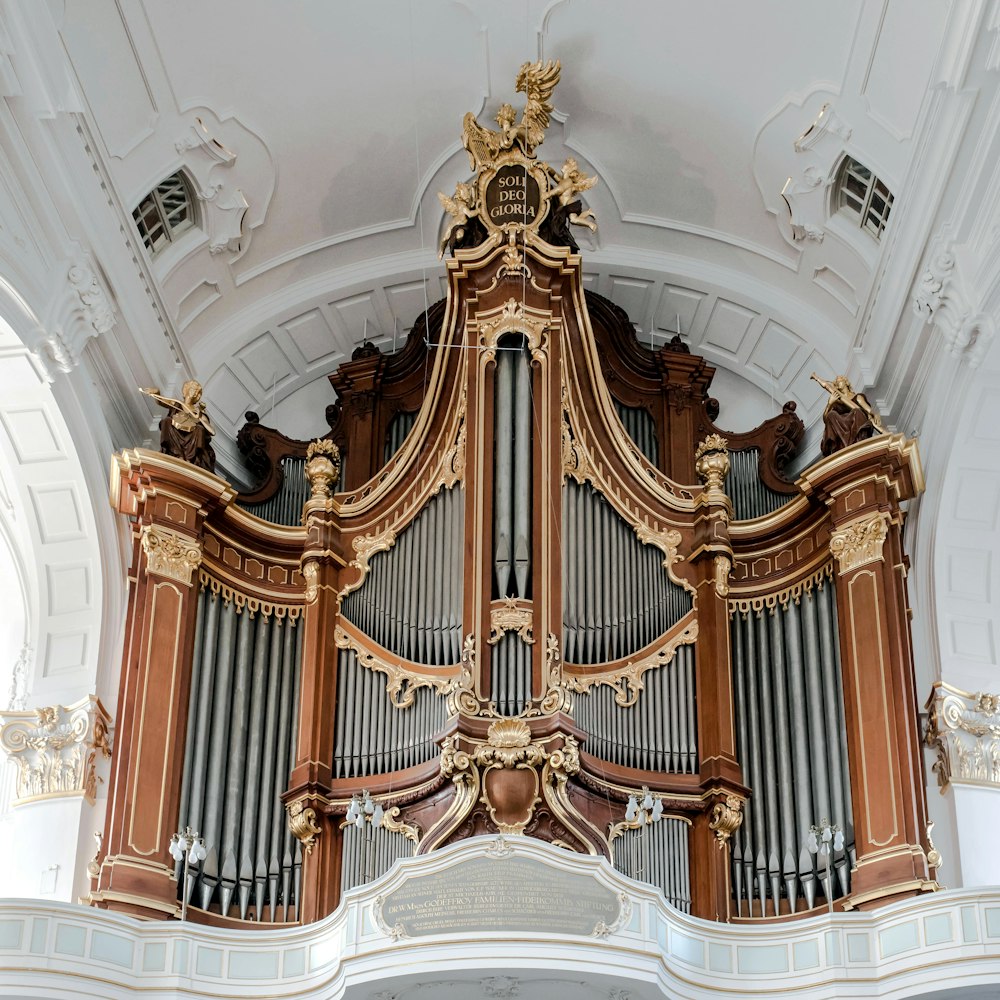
[
  {"x1": 836, "y1": 157, "x2": 893, "y2": 239},
  {"x1": 132, "y1": 172, "x2": 195, "y2": 253}
]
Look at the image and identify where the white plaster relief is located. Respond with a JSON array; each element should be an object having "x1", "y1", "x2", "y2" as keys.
[
  {"x1": 913, "y1": 241, "x2": 997, "y2": 368},
  {"x1": 926, "y1": 684, "x2": 1000, "y2": 788}
]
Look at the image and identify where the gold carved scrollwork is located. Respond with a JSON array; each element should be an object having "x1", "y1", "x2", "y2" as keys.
[
  {"x1": 708, "y1": 794, "x2": 745, "y2": 849},
  {"x1": 714, "y1": 555, "x2": 731, "y2": 598},
  {"x1": 140, "y1": 524, "x2": 202, "y2": 585},
  {"x1": 565, "y1": 620, "x2": 698, "y2": 707},
  {"x1": 302, "y1": 561, "x2": 319, "y2": 603},
  {"x1": 334, "y1": 626, "x2": 456, "y2": 709},
  {"x1": 478, "y1": 298, "x2": 548, "y2": 361},
  {"x1": 446, "y1": 634, "x2": 487, "y2": 718},
  {"x1": 829, "y1": 512, "x2": 888, "y2": 573},
  {"x1": 634, "y1": 523, "x2": 697, "y2": 598},
  {"x1": 531, "y1": 633, "x2": 571, "y2": 717},
  {"x1": 339, "y1": 527, "x2": 397, "y2": 601},
  {"x1": 436, "y1": 386, "x2": 468, "y2": 492},
  {"x1": 287, "y1": 798, "x2": 322, "y2": 855},
  {"x1": 489, "y1": 597, "x2": 534, "y2": 645},
  {"x1": 0, "y1": 696, "x2": 112, "y2": 805},
  {"x1": 561, "y1": 394, "x2": 592, "y2": 485}
]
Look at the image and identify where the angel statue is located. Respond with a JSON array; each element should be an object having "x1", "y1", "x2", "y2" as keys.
[
  {"x1": 140, "y1": 379, "x2": 216, "y2": 472},
  {"x1": 811, "y1": 372, "x2": 886, "y2": 457},
  {"x1": 543, "y1": 157, "x2": 598, "y2": 232},
  {"x1": 438, "y1": 181, "x2": 479, "y2": 257},
  {"x1": 463, "y1": 59, "x2": 561, "y2": 170}
]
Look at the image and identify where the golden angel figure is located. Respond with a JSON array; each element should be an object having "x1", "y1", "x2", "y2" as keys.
[
  {"x1": 811, "y1": 373, "x2": 885, "y2": 456},
  {"x1": 140, "y1": 379, "x2": 216, "y2": 472},
  {"x1": 544, "y1": 157, "x2": 598, "y2": 231},
  {"x1": 438, "y1": 181, "x2": 479, "y2": 257}
]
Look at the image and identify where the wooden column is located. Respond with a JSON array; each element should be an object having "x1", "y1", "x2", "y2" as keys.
[
  {"x1": 92, "y1": 450, "x2": 234, "y2": 919},
  {"x1": 799, "y1": 434, "x2": 935, "y2": 909},
  {"x1": 285, "y1": 440, "x2": 345, "y2": 922},
  {"x1": 328, "y1": 348, "x2": 386, "y2": 489},
  {"x1": 689, "y1": 435, "x2": 746, "y2": 920}
]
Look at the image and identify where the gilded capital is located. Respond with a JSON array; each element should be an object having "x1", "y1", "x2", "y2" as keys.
[
  {"x1": 305, "y1": 438, "x2": 341, "y2": 501},
  {"x1": 0, "y1": 696, "x2": 112, "y2": 805},
  {"x1": 140, "y1": 524, "x2": 202, "y2": 584},
  {"x1": 829, "y1": 512, "x2": 888, "y2": 573}
]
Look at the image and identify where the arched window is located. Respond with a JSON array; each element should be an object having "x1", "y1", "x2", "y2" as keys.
[
  {"x1": 132, "y1": 171, "x2": 196, "y2": 254},
  {"x1": 835, "y1": 156, "x2": 893, "y2": 239}
]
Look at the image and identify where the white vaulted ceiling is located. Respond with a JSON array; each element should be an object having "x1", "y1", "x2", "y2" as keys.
[{"x1": 50, "y1": 0, "x2": 952, "y2": 468}]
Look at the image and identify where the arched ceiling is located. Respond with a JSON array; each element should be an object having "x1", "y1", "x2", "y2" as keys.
[{"x1": 50, "y1": 0, "x2": 953, "y2": 469}]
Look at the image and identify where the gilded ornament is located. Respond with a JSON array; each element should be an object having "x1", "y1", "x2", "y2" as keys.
[
  {"x1": 304, "y1": 438, "x2": 341, "y2": 501},
  {"x1": 926, "y1": 820, "x2": 943, "y2": 872},
  {"x1": 437, "y1": 181, "x2": 480, "y2": 258},
  {"x1": 140, "y1": 524, "x2": 202, "y2": 585},
  {"x1": 695, "y1": 434, "x2": 730, "y2": 493},
  {"x1": 714, "y1": 554, "x2": 731, "y2": 598},
  {"x1": 478, "y1": 298, "x2": 548, "y2": 357},
  {"x1": 564, "y1": 620, "x2": 697, "y2": 707},
  {"x1": 811, "y1": 372, "x2": 886, "y2": 456},
  {"x1": 829, "y1": 512, "x2": 888, "y2": 573},
  {"x1": 140, "y1": 380, "x2": 216, "y2": 472},
  {"x1": 543, "y1": 157, "x2": 598, "y2": 231},
  {"x1": 489, "y1": 596, "x2": 535, "y2": 645},
  {"x1": 708, "y1": 794, "x2": 744, "y2": 849},
  {"x1": 634, "y1": 523, "x2": 697, "y2": 597},
  {"x1": 339, "y1": 527, "x2": 397, "y2": 600},
  {"x1": 287, "y1": 798, "x2": 322, "y2": 854},
  {"x1": 334, "y1": 625, "x2": 457, "y2": 709},
  {"x1": 462, "y1": 60, "x2": 560, "y2": 169},
  {"x1": 301, "y1": 561, "x2": 319, "y2": 603}
]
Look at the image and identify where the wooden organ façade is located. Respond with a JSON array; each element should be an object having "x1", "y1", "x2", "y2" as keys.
[{"x1": 91, "y1": 61, "x2": 936, "y2": 928}]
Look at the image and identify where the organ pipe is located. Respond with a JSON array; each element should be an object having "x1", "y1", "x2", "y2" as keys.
[
  {"x1": 573, "y1": 645, "x2": 698, "y2": 773},
  {"x1": 614, "y1": 400, "x2": 658, "y2": 467},
  {"x1": 340, "y1": 823, "x2": 415, "y2": 894},
  {"x1": 613, "y1": 817, "x2": 691, "y2": 913},
  {"x1": 730, "y1": 580, "x2": 854, "y2": 916},
  {"x1": 332, "y1": 649, "x2": 447, "y2": 778},
  {"x1": 562, "y1": 481, "x2": 692, "y2": 663},
  {"x1": 725, "y1": 449, "x2": 789, "y2": 520},
  {"x1": 177, "y1": 589, "x2": 302, "y2": 921},
  {"x1": 340, "y1": 486, "x2": 464, "y2": 665}
]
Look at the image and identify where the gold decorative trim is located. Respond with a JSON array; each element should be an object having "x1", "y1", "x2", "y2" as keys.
[
  {"x1": 435, "y1": 385, "x2": 467, "y2": 492},
  {"x1": 489, "y1": 597, "x2": 534, "y2": 645},
  {"x1": 634, "y1": 523, "x2": 697, "y2": 598},
  {"x1": 532, "y1": 633, "x2": 571, "y2": 717},
  {"x1": 830, "y1": 512, "x2": 889, "y2": 573},
  {"x1": 198, "y1": 569, "x2": 302, "y2": 620},
  {"x1": 286, "y1": 798, "x2": 321, "y2": 855},
  {"x1": 477, "y1": 297, "x2": 548, "y2": 358},
  {"x1": 302, "y1": 561, "x2": 319, "y2": 603},
  {"x1": 447, "y1": 634, "x2": 484, "y2": 718},
  {"x1": 140, "y1": 524, "x2": 201, "y2": 584},
  {"x1": 565, "y1": 619, "x2": 698, "y2": 707},
  {"x1": 335, "y1": 625, "x2": 457, "y2": 709},
  {"x1": 561, "y1": 390, "x2": 593, "y2": 485},
  {"x1": 728, "y1": 562, "x2": 833, "y2": 615},
  {"x1": 714, "y1": 555, "x2": 731, "y2": 598},
  {"x1": 0, "y1": 696, "x2": 112, "y2": 805},
  {"x1": 338, "y1": 527, "x2": 397, "y2": 601},
  {"x1": 708, "y1": 794, "x2": 745, "y2": 849}
]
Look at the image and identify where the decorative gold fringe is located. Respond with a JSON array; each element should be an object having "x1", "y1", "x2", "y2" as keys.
[
  {"x1": 728, "y1": 562, "x2": 833, "y2": 616},
  {"x1": 198, "y1": 569, "x2": 302, "y2": 621}
]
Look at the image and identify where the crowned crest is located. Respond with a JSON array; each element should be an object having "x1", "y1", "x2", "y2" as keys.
[{"x1": 438, "y1": 60, "x2": 599, "y2": 255}]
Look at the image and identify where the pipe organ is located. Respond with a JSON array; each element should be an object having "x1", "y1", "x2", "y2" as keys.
[{"x1": 91, "y1": 61, "x2": 937, "y2": 928}]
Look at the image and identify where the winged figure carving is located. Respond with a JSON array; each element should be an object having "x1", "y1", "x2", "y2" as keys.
[
  {"x1": 462, "y1": 59, "x2": 561, "y2": 170},
  {"x1": 437, "y1": 181, "x2": 479, "y2": 257}
]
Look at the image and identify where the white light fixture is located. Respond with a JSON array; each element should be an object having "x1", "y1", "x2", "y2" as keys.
[
  {"x1": 347, "y1": 790, "x2": 385, "y2": 831},
  {"x1": 169, "y1": 826, "x2": 207, "y2": 921},
  {"x1": 806, "y1": 819, "x2": 844, "y2": 914},
  {"x1": 625, "y1": 786, "x2": 663, "y2": 827}
]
